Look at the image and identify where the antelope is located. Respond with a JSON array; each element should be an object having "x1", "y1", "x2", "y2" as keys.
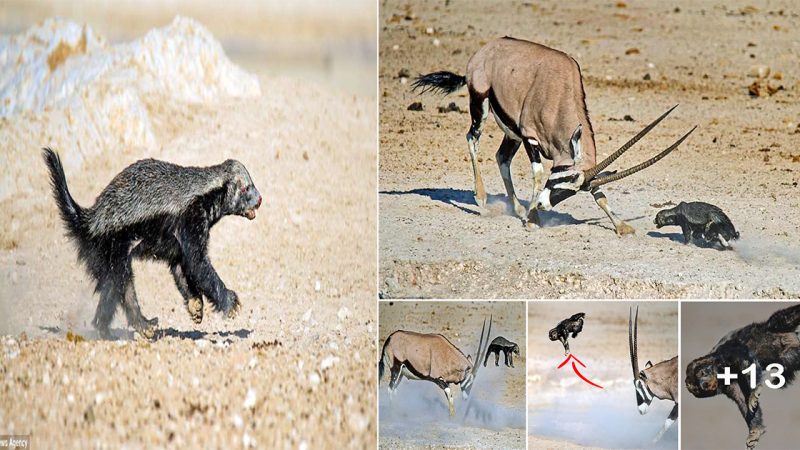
[
  {"x1": 629, "y1": 306, "x2": 679, "y2": 444},
  {"x1": 412, "y1": 37, "x2": 696, "y2": 234},
  {"x1": 379, "y1": 316, "x2": 492, "y2": 416}
]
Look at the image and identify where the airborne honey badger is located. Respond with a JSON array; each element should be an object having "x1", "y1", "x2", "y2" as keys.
[{"x1": 43, "y1": 149, "x2": 262, "y2": 339}]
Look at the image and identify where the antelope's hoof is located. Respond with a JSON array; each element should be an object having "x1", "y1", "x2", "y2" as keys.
[
  {"x1": 616, "y1": 222, "x2": 636, "y2": 236},
  {"x1": 186, "y1": 297, "x2": 204, "y2": 324},
  {"x1": 513, "y1": 202, "x2": 527, "y2": 219},
  {"x1": 474, "y1": 194, "x2": 487, "y2": 208}
]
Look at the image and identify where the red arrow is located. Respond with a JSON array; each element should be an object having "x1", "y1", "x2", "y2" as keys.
[{"x1": 557, "y1": 354, "x2": 604, "y2": 389}]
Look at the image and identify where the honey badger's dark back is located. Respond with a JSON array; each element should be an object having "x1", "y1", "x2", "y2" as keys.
[{"x1": 42, "y1": 148, "x2": 262, "y2": 339}]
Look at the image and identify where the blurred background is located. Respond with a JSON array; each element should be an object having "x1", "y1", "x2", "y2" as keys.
[{"x1": 0, "y1": 0, "x2": 376, "y2": 97}]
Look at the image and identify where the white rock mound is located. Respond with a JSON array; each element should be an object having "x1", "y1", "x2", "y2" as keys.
[{"x1": 0, "y1": 16, "x2": 260, "y2": 157}]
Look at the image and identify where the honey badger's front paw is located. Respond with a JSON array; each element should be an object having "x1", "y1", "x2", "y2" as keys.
[
  {"x1": 222, "y1": 289, "x2": 240, "y2": 319},
  {"x1": 134, "y1": 317, "x2": 159, "y2": 340},
  {"x1": 746, "y1": 425, "x2": 766, "y2": 450},
  {"x1": 186, "y1": 297, "x2": 204, "y2": 324}
]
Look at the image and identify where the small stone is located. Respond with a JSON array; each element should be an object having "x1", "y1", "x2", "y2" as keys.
[
  {"x1": 407, "y1": 102, "x2": 424, "y2": 111},
  {"x1": 320, "y1": 355, "x2": 339, "y2": 371},
  {"x1": 232, "y1": 414, "x2": 243, "y2": 429},
  {"x1": 748, "y1": 65, "x2": 770, "y2": 79},
  {"x1": 337, "y1": 306, "x2": 352, "y2": 321},
  {"x1": 243, "y1": 388, "x2": 257, "y2": 409},
  {"x1": 309, "y1": 372, "x2": 321, "y2": 385}
]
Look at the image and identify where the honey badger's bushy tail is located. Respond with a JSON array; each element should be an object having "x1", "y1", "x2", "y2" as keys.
[
  {"x1": 411, "y1": 71, "x2": 467, "y2": 96},
  {"x1": 43, "y1": 148, "x2": 88, "y2": 245}
]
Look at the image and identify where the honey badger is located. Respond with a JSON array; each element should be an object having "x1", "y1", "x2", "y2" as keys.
[
  {"x1": 483, "y1": 336, "x2": 520, "y2": 368},
  {"x1": 685, "y1": 304, "x2": 800, "y2": 450},
  {"x1": 654, "y1": 201, "x2": 739, "y2": 249},
  {"x1": 43, "y1": 148, "x2": 262, "y2": 339},
  {"x1": 549, "y1": 312, "x2": 585, "y2": 355}
]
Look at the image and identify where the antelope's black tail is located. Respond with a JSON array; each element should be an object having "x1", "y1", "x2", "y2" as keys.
[{"x1": 411, "y1": 71, "x2": 467, "y2": 96}]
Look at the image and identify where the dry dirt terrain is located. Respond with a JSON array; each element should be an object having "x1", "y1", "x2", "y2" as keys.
[
  {"x1": 0, "y1": 2, "x2": 377, "y2": 448},
  {"x1": 682, "y1": 302, "x2": 800, "y2": 450},
  {"x1": 379, "y1": 0, "x2": 800, "y2": 299},
  {"x1": 528, "y1": 302, "x2": 678, "y2": 449},
  {"x1": 378, "y1": 301, "x2": 526, "y2": 449}
]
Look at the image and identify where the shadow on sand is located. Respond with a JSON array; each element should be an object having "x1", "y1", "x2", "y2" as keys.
[
  {"x1": 381, "y1": 187, "x2": 615, "y2": 229},
  {"x1": 39, "y1": 325, "x2": 252, "y2": 341}
]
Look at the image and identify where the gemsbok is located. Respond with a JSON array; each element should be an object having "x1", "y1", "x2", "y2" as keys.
[
  {"x1": 629, "y1": 306, "x2": 679, "y2": 443},
  {"x1": 412, "y1": 37, "x2": 696, "y2": 234},
  {"x1": 379, "y1": 316, "x2": 492, "y2": 416}
]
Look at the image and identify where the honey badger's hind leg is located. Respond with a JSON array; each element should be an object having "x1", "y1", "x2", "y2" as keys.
[{"x1": 118, "y1": 247, "x2": 158, "y2": 339}]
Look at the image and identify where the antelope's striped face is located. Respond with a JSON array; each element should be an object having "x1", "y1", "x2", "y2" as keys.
[
  {"x1": 461, "y1": 371, "x2": 475, "y2": 399},
  {"x1": 535, "y1": 168, "x2": 584, "y2": 210},
  {"x1": 634, "y1": 377, "x2": 654, "y2": 414}
]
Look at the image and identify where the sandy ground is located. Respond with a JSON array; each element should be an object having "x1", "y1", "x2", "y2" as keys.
[
  {"x1": 378, "y1": 301, "x2": 526, "y2": 449},
  {"x1": 0, "y1": 3, "x2": 377, "y2": 448},
  {"x1": 682, "y1": 302, "x2": 800, "y2": 450},
  {"x1": 528, "y1": 302, "x2": 678, "y2": 449},
  {"x1": 379, "y1": 0, "x2": 800, "y2": 299}
]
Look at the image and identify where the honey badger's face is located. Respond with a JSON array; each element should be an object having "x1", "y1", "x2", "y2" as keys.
[
  {"x1": 225, "y1": 160, "x2": 262, "y2": 220},
  {"x1": 513, "y1": 344, "x2": 520, "y2": 355},
  {"x1": 685, "y1": 356, "x2": 720, "y2": 398},
  {"x1": 654, "y1": 209, "x2": 677, "y2": 228}
]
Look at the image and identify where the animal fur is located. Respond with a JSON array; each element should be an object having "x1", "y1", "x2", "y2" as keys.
[
  {"x1": 655, "y1": 201, "x2": 739, "y2": 249},
  {"x1": 483, "y1": 336, "x2": 520, "y2": 368},
  {"x1": 43, "y1": 148, "x2": 262, "y2": 339},
  {"x1": 549, "y1": 312, "x2": 585, "y2": 355},
  {"x1": 685, "y1": 303, "x2": 800, "y2": 449}
]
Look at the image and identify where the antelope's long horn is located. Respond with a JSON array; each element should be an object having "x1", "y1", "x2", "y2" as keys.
[
  {"x1": 584, "y1": 104, "x2": 679, "y2": 181},
  {"x1": 587, "y1": 126, "x2": 696, "y2": 190},
  {"x1": 471, "y1": 315, "x2": 493, "y2": 377},
  {"x1": 629, "y1": 306, "x2": 640, "y2": 379}
]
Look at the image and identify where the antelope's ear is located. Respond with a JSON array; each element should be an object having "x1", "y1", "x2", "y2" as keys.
[
  {"x1": 467, "y1": 354, "x2": 472, "y2": 362},
  {"x1": 570, "y1": 124, "x2": 582, "y2": 162},
  {"x1": 645, "y1": 360, "x2": 653, "y2": 369}
]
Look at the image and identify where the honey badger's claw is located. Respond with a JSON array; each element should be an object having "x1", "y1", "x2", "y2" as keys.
[
  {"x1": 224, "y1": 290, "x2": 241, "y2": 319},
  {"x1": 186, "y1": 297, "x2": 204, "y2": 324},
  {"x1": 748, "y1": 385, "x2": 763, "y2": 413},
  {"x1": 746, "y1": 425, "x2": 766, "y2": 450},
  {"x1": 134, "y1": 320, "x2": 158, "y2": 340}
]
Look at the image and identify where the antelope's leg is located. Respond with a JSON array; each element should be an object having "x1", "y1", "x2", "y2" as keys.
[
  {"x1": 495, "y1": 136, "x2": 524, "y2": 217},
  {"x1": 466, "y1": 96, "x2": 489, "y2": 207},
  {"x1": 590, "y1": 187, "x2": 635, "y2": 235},
  {"x1": 652, "y1": 403, "x2": 678, "y2": 443},
  {"x1": 523, "y1": 140, "x2": 545, "y2": 226},
  {"x1": 388, "y1": 364, "x2": 402, "y2": 400}
]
